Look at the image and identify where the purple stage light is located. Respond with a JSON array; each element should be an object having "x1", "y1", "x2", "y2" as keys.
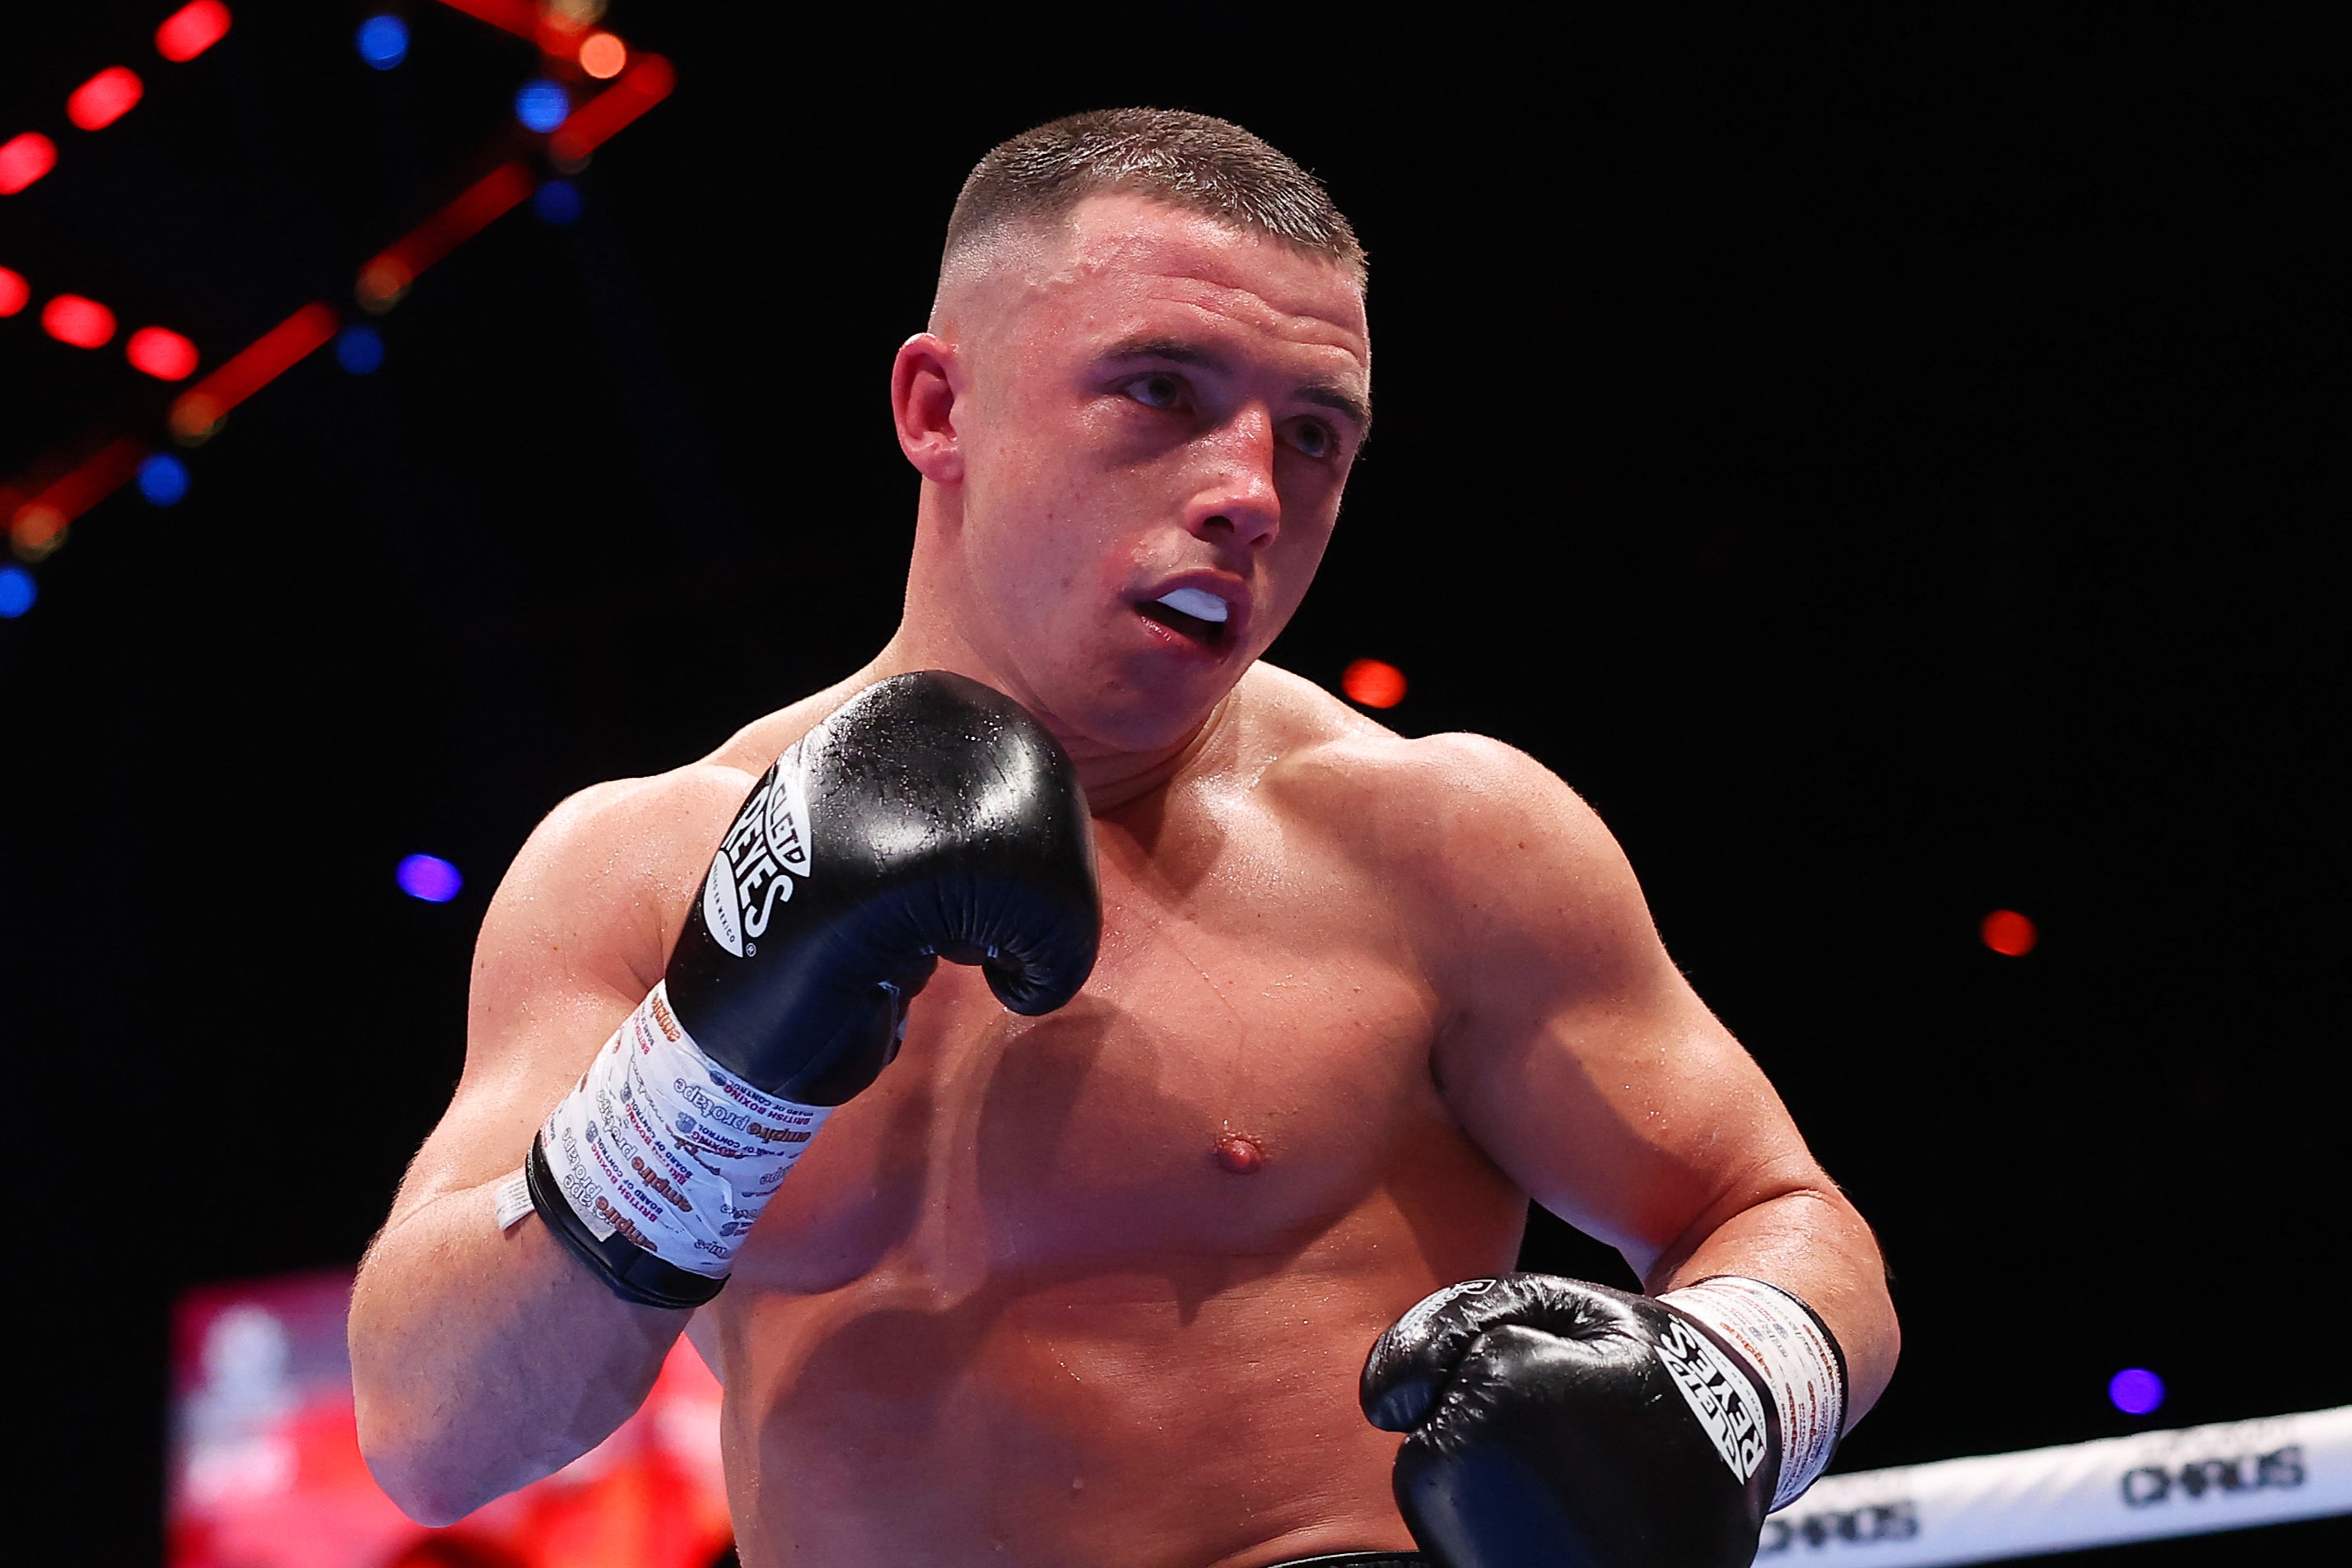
[
  {"x1": 2108, "y1": 1367, "x2": 2164, "y2": 1416},
  {"x1": 396, "y1": 854, "x2": 463, "y2": 904}
]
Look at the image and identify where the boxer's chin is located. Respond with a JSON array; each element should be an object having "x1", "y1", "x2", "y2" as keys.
[{"x1": 1054, "y1": 663, "x2": 1242, "y2": 759}]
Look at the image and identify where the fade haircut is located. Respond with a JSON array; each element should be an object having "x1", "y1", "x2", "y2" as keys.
[{"x1": 939, "y1": 109, "x2": 1366, "y2": 295}]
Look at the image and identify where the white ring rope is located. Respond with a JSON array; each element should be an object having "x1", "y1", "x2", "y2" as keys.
[{"x1": 1754, "y1": 1405, "x2": 2351, "y2": 1564}]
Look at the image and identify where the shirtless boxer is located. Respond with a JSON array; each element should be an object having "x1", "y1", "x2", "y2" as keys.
[{"x1": 350, "y1": 110, "x2": 1898, "y2": 1566}]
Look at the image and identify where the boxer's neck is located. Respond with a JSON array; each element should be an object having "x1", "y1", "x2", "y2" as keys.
[{"x1": 1059, "y1": 695, "x2": 1233, "y2": 812}]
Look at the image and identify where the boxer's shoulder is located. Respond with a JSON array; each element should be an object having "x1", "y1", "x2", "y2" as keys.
[
  {"x1": 1237, "y1": 663, "x2": 1646, "y2": 985},
  {"x1": 1240, "y1": 664, "x2": 1618, "y2": 875}
]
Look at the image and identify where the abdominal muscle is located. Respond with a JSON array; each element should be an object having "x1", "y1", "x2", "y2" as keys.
[{"x1": 701, "y1": 1203, "x2": 1522, "y2": 1568}]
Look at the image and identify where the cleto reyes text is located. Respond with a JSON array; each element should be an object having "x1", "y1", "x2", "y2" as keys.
[{"x1": 700, "y1": 749, "x2": 813, "y2": 958}]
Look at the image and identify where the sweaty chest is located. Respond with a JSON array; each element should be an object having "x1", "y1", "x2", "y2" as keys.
[{"x1": 729, "y1": 808, "x2": 1447, "y2": 1291}]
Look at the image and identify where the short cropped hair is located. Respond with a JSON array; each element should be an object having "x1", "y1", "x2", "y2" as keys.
[{"x1": 941, "y1": 109, "x2": 1365, "y2": 288}]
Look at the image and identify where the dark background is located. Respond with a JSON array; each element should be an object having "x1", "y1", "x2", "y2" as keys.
[{"x1": 6, "y1": 5, "x2": 2344, "y2": 1563}]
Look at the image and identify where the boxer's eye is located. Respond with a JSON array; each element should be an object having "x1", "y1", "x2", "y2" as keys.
[
  {"x1": 1125, "y1": 373, "x2": 1185, "y2": 410},
  {"x1": 1289, "y1": 418, "x2": 1336, "y2": 459}
]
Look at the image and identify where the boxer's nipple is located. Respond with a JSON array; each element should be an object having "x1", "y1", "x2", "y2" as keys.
[{"x1": 1213, "y1": 1133, "x2": 1265, "y2": 1175}]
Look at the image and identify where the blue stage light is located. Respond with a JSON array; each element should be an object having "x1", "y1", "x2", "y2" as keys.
[
  {"x1": 515, "y1": 80, "x2": 571, "y2": 134},
  {"x1": 533, "y1": 179, "x2": 583, "y2": 226},
  {"x1": 0, "y1": 565, "x2": 35, "y2": 618},
  {"x1": 397, "y1": 854, "x2": 464, "y2": 904},
  {"x1": 137, "y1": 453, "x2": 191, "y2": 507},
  {"x1": 356, "y1": 15, "x2": 408, "y2": 70},
  {"x1": 2108, "y1": 1368, "x2": 2164, "y2": 1416},
  {"x1": 337, "y1": 323, "x2": 385, "y2": 375}
]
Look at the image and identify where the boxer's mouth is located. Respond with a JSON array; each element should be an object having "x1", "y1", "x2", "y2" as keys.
[{"x1": 1137, "y1": 587, "x2": 1231, "y2": 647}]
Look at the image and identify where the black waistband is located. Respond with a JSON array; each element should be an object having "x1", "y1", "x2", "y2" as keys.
[{"x1": 1263, "y1": 1556, "x2": 1428, "y2": 1567}]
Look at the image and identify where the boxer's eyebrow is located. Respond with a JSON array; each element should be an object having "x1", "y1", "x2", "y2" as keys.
[
  {"x1": 1101, "y1": 336, "x2": 1372, "y2": 434},
  {"x1": 1102, "y1": 335, "x2": 1214, "y2": 368},
  {"x1": 1296, "y1": 379, "x2": 1373, "y2": 435}
]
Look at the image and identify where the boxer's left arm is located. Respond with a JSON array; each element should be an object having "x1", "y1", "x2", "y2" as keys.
[{"x1": 1393, "y1": 733, "x2": 1898, "y2": 1418}]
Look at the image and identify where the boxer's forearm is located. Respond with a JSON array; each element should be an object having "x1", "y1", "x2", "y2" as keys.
[
  {"x1": 1646, "y1": 1185, "x2": 1899, "y2": 1428},
  {"x1": 349, "y1": 1179, "x2": 687, "y2": 1524}
]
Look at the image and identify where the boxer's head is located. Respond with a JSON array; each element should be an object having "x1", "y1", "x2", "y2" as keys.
[{"x1": 892, "y1": 110, "x2": 1371, "y2": 757}]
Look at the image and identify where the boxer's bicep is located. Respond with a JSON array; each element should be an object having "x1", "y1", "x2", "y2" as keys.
[
  {"x1": 1407, "y1": 737, "x2": 1824, "y2": 1276},
  {"x1": 388, "y1": 769, "x2": 746, "y2": 1224},
  {"x1": 1452, "y1": 978, "x2": 1825, "y2": 1280}
]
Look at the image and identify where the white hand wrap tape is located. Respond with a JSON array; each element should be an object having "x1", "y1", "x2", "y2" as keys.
[
  {"x1": 1666, "y1": 1276, "x2": 1849, "y2": 1511},
  {"x1": 538, "y1": 980, "x2": 830, "y2": 1277}
]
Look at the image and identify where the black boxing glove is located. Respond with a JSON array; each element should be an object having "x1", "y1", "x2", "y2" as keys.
[
  {"x1": 518, "y1": 672, "x2": 1101, "y2": 1308},
  {"x1": 1361, "y1": 1273, "x2": 1848, "y2": 1568}
]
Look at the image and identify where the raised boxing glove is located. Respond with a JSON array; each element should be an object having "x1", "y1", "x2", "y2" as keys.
[
  {"x1": 520, "y1": 672, "x2": 1101, "y2": 1308},
  {"x1": 1361, "y1": 1273, "x2": 1847, "y2": 1568}
]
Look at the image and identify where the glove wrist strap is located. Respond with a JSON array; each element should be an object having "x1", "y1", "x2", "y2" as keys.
[
  {"x1": 523, "y1": 1136, "x2": 724, "y2": 1309},
  {"x1": 1664, "y1": 1276, "x2": 1849, "y2": 1510},
  {"x1": 521, "y1": 981, "x2": 831, "y2": 1290}
]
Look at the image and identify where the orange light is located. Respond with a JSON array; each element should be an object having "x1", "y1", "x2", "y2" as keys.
[
  {"x1": 1342, "y1": 658, "x2": 1408, "y2": 709},
  {"x1": 155, "y1": 1, "x2": 233, "y2": 63},
  {"x1": 356, "y1": 258, "x2": 412, "y2": 314},
  {"x1": 1981, "y1": 909, "x2": 2038, "y2": 957},
  {"x1": 42, "y1": 294, "x2": 117, "y2": 348},
  {"x1": 0, "y1": 267, "x2": 27, "y2": 317},
  {"x1": 68, "y1": 67, "x2": 146, "y2": 132},
  {"x1": 0, "y1": 132, "x2": 58, "y2": 194},
  {"x1": 127, "y1": 325, "x2": 200, "y2": 380},
  {"x1": 10, "y1": 504, "x2": 68, "y2": 557},
  {"x1": 578, "y1": 32, "x2": 626, "y2": 78}
]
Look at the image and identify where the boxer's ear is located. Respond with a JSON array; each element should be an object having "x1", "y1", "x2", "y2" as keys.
[{"x1": 892, "y1": 332, "x2": 964, "y2": 485}]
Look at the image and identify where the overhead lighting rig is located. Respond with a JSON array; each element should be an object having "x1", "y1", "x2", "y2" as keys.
[{"x1": 1, "y1": 1, "x2": 673, "y2": 594}]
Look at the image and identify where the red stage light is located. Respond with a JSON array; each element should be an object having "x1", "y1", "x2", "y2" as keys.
[
  {"x1": 68, "y1": 67, "x2": 146, "y2": 132},
  {"x1": 0, "y1": 267, "x2": 27, "y2": 317},
  {"x1": 156, "y1": 2, "x2": 233, "y2": 63},
  {"x1": 1981, "y1": 909, "x2": 2038, "y2": 957},
  {"x1": 0, "y1": 132, "x2": 58, "y2": 194},
  {"x1": 356, "y1": 162, "x2": 533, "y2": 313},
  {"x1": 42, "y1": 294, "x2": 117, "y2": 348},
  {"x1": 168, "y1": 301, "x2": 338, "y2": 442},
  {"x1": 579, "y1": 31, "x2": 627, "y2": 78},
  {"x1": 1342, "y1": 658, "x2": 1409, "y2": 709},
  {"x1": 127, "y1": 325, "x2": 200, "y2": 381},
  {"x1": 8, "y1": 436, "x2": 147, "y2": 556}
]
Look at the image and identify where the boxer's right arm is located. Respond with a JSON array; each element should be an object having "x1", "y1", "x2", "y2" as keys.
[
  {"x1": 350, "y1": 770, "x2": 735, "y2": 1525},
  {"x1": 352, "y1": 672, "x2": 1101, "y2": 1524}
]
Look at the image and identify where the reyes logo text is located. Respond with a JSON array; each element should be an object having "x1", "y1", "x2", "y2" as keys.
[
  {"x1": 1655, "y1": 1315, "x2": 1768, "y2": 1483},
  {"x1": 701, "y1": 747, "x2": 813, "y2": 957}
]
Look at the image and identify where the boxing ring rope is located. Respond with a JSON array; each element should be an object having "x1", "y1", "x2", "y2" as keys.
[{"x1": 1753, "y1": 1405, "x2": 2350, "y2": 1563}]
